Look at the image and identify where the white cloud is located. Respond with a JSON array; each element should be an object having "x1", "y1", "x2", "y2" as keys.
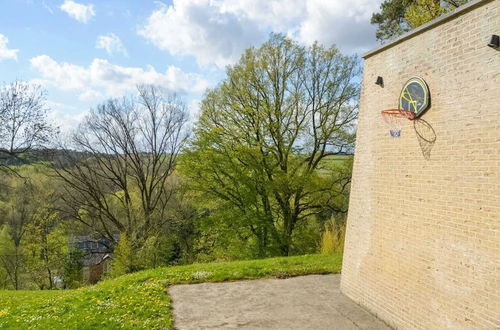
[
  {"x1": 30, "y1": 55, "x2": 210, "y2": 101},
  {"x1": 60, "y1": 0, "x2": 95, "y2": 23},
  {"x1": 46, "y1": 101, "x2": 88, "y2": 133},
  {"x1": 0, "y1": 34, "x2": 19, "y2": 61},
  {"x1": 296, "y1": 0, "x2": 381, "y2": 54},
  {"x1": 140, "y1": 0, "x2": 382, "y2": 68},
  {"x1": 217, "y1": 0, "x2": 304, "y2": 32},
  {"x1": 96, "y1": 33, "x2": 128, "y2": 56},
  {"x1": 187, "y1": 99, "x2": 201, "y2": 121},
  {"x1": 139, "y1": 0, "x2": 264, "y2": 69},
  {"x1": 79, "y1": 89, "x2": 102, "y2": 101}
]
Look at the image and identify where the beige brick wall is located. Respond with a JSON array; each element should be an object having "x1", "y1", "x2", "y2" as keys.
[{"x1": 340, "y1": 1, "x2": 500, "y2": 329}]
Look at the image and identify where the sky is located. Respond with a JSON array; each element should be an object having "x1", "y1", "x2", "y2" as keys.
[{"x1": 0, "y1": 0, "x2": 383, "y2": 132}]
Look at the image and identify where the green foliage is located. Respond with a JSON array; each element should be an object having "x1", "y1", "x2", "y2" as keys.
[
  {"x1": 137, "y1": 236, "x2": 164, "y2": 269},
  {"x1": 0, "y1": 264, "x2": 8, "y2": 289},
  {"x1": 137, "y1": 235, "x2": 183, "y2": 269},
  {"x1": 405, "y1": 0, "x2": 446, "y2": 28},
  {"x1": 0, "y1": 254, "x2": 341, "y2": 329},
  {"x1": 371, "y1": 0, "x2": 413, "y2": 41},
  {"x1": 62, "y1": 249, "x2": 84, "y2": 289},
  {"x1": 320, "y1": 219, "x2": 346, "y2": 255},
  {"x1": 0, "y1": 163, "x2": 68, "y2": 290},
  {"x1": 23, "y1": 212, "x2": 68, "y2": 289},
  {"x1": 0, "y1": 162, "x2": 198, "y2": 283},
  {"x1": 371, "y1": 0, "x2": 470, "y2": 41},
  {"x1": 192, "y1": 203, "x2": 264, "y2": 262},
  {"x1": 181, "y1": 34, "x2": 357, "y2": 258},
  {"x1": 289, "y1": 217, "x2": 322, "y2": 255},
  {"x1": 110, "y1": 232, "x2": 187, "y2": 279},
  {"x1": 0, "y1": 225, "x2": 17, "y2": 290},
  {"x1": 109, "y1": 234, "x2": 135, "y2": 277},
  {"x1": 188, "y1": 156, "x2": 353, "y2": 261}
]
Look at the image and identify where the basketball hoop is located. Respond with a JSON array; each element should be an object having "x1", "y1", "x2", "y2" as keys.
[{"x1": 380, "y1": 109, "x2": 415, "y2": 137}]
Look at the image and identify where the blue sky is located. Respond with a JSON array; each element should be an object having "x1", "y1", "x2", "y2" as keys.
[{"x1": 0, "y1": 0, "x2": 382, "y2": 131}]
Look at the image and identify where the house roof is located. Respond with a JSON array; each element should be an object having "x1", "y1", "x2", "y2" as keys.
[
  {"x1": 70, "y1": 235, "x2": 117, "y2": 267},
  {"x1": 82, "y1": 252, "x2": 113, "y2": 267}
]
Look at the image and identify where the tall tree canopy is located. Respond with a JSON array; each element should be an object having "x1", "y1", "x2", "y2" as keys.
[
  {"x1": 181, "y1": 35, "x2": 359, "y2": 257},
  {"x1": 371, "y1": 0, "x2": 470, "y2": 41},
  {"x1": 0, "y1": 81, "x2": 56, "y2": 173}
]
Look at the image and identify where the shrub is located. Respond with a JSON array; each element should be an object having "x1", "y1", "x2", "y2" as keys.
[
  {"x1": 62, "y1": 249, "x2": 84, "y2": 288},
  {"x1": 320, "y1": 220, "x2": 346, "y2": 255},
  {"x1": 108, "y1": 234, "x2": 135, "y2": 277}
]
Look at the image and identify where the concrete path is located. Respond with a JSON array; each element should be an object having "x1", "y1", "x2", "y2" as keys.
[{"x1": 168, "y1": 274, "x2": 390, "y2": 329}]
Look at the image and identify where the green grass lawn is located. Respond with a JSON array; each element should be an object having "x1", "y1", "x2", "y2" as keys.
[{"x1": 0, "y1": 253, "x2": 342, "y2": 329}]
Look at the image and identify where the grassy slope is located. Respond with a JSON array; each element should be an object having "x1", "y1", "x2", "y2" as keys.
[{"x1": 0, "y1": 254, "x2": 342, "y2": 330}]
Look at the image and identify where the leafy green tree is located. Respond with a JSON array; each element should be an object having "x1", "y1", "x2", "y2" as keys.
[
  {"x1": 181, "y1": 35, "x2": 358, "y2": 257},
  {"x1": 62, "y1": 248, "x2": 84, "y2": 288},
  {"x1": 0, "y1": 262, "x2": 8, "y2": 288},
  {"x1": 24, "y1": 210, "x2": 67, "y2": 289},
  {"x1": 19, "y1": 165, "x2": 67, "y2": 289},
  {"x1": 0, "y1": 225, "x2": 19, "y2": 289},
  {"x1": 0, "y1": 169, "x2": 36, "y2": 289},
  {"x1": 0, "y1": 164, "x2": 67, "y2": 289},
  {"x1": 108, "y1": 234, "x2": 135, "y2": 277},
  {"x1": 371, "y1": 0, "x2": 470, "y2": 41}
]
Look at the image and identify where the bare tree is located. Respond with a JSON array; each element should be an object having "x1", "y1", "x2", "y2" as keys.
[
  {"x1": 55, "y1": 85, "x2": 188, "y2": 245},
  {"x1": 0, "y1": 81, "x2": 57, "y2": 173}
]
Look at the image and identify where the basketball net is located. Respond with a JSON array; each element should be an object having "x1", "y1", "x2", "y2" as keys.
[
  {"x1": 413, "y1": 118, "x2": 436, "y2": 159},
  {"x1": 381, "y1": 109, "x2": 415, "y2": 137}
]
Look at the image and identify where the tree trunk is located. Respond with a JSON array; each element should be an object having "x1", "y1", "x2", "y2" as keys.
[
  {"x1": 47, "y1": 266, "x2": 53, "y2": 289},
  {"x1": 14, "y1": 249, "x2": 19, "y2": 290}
]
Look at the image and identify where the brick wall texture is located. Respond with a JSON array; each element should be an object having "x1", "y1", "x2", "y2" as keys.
[{"x1": 340, "y1": 0, "x2": 500, "y2": 329}]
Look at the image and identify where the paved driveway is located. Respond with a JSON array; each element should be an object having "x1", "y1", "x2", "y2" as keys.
[{"x1": 168, "y1": 274, "x2": 390, "y2": 329}]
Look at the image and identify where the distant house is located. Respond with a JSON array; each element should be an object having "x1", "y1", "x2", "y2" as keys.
[{"x1": 70, "y1": 236, "x2": 117, "y2": 284}]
